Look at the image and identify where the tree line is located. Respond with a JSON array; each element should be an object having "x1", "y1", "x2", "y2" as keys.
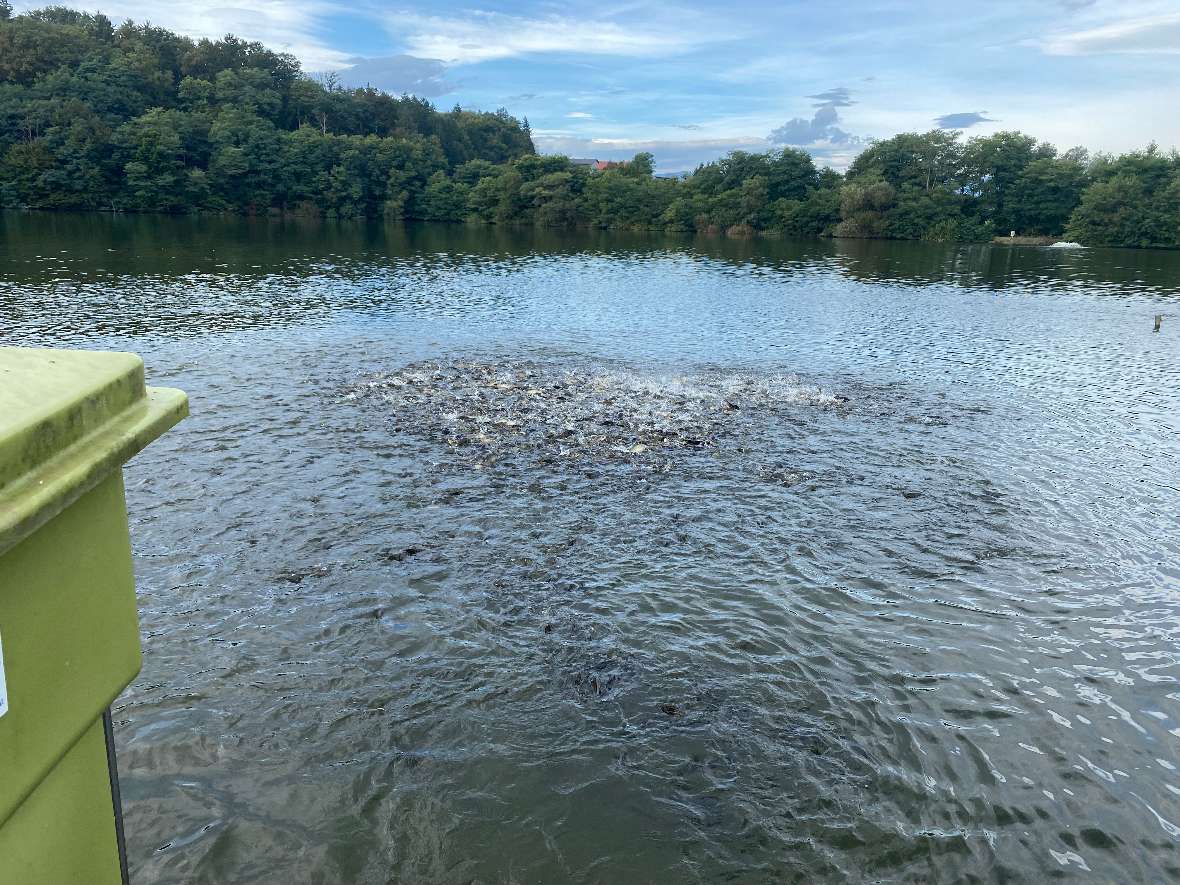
[
  {"x1": 2, "y1": 6, "x2": 1177, "y2": 248},
  {"x1": 0, "y1": 5, "x2": 534, "y2": 217}
]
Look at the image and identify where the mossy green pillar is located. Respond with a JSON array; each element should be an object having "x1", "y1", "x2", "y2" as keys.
[{"x1": 0, "y1": 347, "x2": 187, "y2": 884}]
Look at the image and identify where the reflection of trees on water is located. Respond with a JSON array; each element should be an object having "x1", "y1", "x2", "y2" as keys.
[
  {"x1": 3, "y1": 213, "x2": 1178, "y2": 342},
  {"x1": 828, "y1": 236, "x2": 1180, "y2": 295}
]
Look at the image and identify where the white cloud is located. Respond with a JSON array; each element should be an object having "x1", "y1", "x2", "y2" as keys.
[
  {"x1": 768, "y1": 105, "x2": 861, "y2": 148},
  {"x1": 385, "y1": 10, "x2": 709, "y2": 65},
  {"x1": 580, "y1": 136, "x2": 767, "y2": 149},
  {"x1": 717, "y1": 51, "x2": 828, "y2": 85},
  {"x1": 535, "y1": 133, "x2": 768, "y2": 174},
  {"x1": 338, "y1": 55, "x2": 454, "y2": 96},
  {"x1": 978, "y1": 92, "x2": 1180, "y2": 155},
  {"x1": 14, "y1": 0, "x2": 351, "y2": 70},
  {"x1": 566, "y1": 111, "x2": 594, "y2": 119},
  {"x1": 1043, "y1": 11, "x2": 1180, "y2": 55}
]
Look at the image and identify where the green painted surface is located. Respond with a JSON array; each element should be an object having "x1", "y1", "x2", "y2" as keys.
[
  {"x1": 0, "y1": 346, "x2": 188, "y2": 557},
  {"x1": 0, "y1": 471, "x2": 141, "y2": 830},
  {"x1": 0, "y1": 347, "x2": 187, "y2": 882},
  {"x1": 0, "y1": 718, "x2": 124, "y2": 885}
]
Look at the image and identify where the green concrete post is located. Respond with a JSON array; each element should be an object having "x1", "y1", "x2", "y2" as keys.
[{"x1": 0, "y1": 347, "x2": 187, "y2": 884}]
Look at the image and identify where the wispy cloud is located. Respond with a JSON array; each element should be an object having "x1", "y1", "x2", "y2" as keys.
[
  {"x1": 533, "y1": 133, "x2": 771, "y2": 174},
  {"x1": 935, "y1": 111, "x2": 996, "y2": 129},
  {"x1": 340, "y1": 55, "x2": 455, "y2": 96},
  {"x1": 1043, "y1": 11, "x2": 1180, "y2": 55},
  {"x1": 566, "y1": 111, "x2": 594, "y2": 119},
  {"x1": 384, "y1": 10, "x2": 704, "y2": 65},
  {"x1": 806, "y1": 87, "x2": 855, "y2": 108},
  {"x1": 29, "y1": 0, "x2": 353, "y2": 70},
  {"x1": 533, "y1": 127, "x2": 867, "y2": 174}
]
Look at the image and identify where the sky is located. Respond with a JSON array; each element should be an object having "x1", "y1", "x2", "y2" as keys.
[{"x1": 14, "y1": 0, "x2": 1180, "y2": 173}]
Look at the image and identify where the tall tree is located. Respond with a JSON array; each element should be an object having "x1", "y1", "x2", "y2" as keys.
[
  {"x1": 1066, "y1": 171, "x2": 1180, "y2": 248},
  {"x1": 847, "y1": 131, "x2": 962, "y2": 192},
  {"x1": 1010, "y1": 156, "x2": 1088, "y2": 235},
  {"x1": 961, "y1": 131, "x2": 1055, "y2": 233}
]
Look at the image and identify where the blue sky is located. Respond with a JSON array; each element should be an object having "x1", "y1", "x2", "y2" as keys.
[{"x1": 16, "y1": 0, "x2": 1180, "y2": 172}]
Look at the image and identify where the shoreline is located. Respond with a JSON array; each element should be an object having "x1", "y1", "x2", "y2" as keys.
[{"x1": 8, "y1": 208, "x2": 1180, "y2": 252}]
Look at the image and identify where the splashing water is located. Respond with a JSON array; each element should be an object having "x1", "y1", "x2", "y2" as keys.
[{"x1": 346, "y1": 359, "x2": 843, "y2": 468}]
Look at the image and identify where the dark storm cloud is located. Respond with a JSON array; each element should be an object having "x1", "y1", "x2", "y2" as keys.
[
  {"x1": 934, "y1": 111, "x2": 996, "y2": 129},
  {"x1": 340, "y1": 55, "x2": 455, "y2": 97}
]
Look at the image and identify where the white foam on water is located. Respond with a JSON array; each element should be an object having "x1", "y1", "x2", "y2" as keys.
[{"x1": 585, "y1": 369, "x2": 839, "y2": 408}]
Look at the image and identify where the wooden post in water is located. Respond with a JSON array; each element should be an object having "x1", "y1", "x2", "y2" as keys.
[{"x1": 1155, "y1": 314, "x2": 1163, "y2": 333}]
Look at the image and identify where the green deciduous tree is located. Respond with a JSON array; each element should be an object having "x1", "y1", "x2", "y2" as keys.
[
  {"x1": 1010, "y1": 156, "x2": 1088, "y2": 235},
  {"x1": 1066, "y1": 172, "x2": 1180, "y2": 248},
  {"x1": 962, "y1": 131, "x2": 1055, "y2": 233},
  {"x1": 834, "y1": 180, "x2": 895, "y2": 238},
  {"x1": 207, "y1": 108, "x2": 281, "y2": 209},
  {"x1": 112, "y1": 108, "x2": 194, "y2": 210},
  {"x1": 847, "y1": 131, "x2": 962, "y2": 192},
  {"x1": 420, "y1": 170, "x2": 471, "y2": 221}
]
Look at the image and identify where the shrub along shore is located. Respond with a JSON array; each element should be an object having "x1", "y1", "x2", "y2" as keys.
[{"x1": 2, "y1": 5, "x2": 1178, "y2": 248}]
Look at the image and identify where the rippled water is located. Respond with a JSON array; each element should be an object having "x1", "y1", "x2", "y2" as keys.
[{"x1": 3, "y1": 212, "x2": 1180, "y2": 883}]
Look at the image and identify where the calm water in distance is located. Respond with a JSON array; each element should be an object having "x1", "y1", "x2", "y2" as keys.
[{"x1": 3, "y1": 211, "x2": 1180, "y2": 883}]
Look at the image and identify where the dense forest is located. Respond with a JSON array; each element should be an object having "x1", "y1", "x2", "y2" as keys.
[{"x1": 2, "y1": 5, "x2": 1178, "y2": 248}]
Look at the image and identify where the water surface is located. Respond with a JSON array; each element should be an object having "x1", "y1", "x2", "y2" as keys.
[{"x1": 3, "y1": 213, "x2": 1180, "y2": 883}]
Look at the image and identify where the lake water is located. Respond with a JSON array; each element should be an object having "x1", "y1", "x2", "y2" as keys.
[{"x1": 3, "y1": 212, "x2": 1180, "y2": 883}]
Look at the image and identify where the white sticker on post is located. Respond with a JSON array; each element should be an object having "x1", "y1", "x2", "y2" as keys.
[{"x1": 0, "y1": 629, "x2": 7, "y2": 718}]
